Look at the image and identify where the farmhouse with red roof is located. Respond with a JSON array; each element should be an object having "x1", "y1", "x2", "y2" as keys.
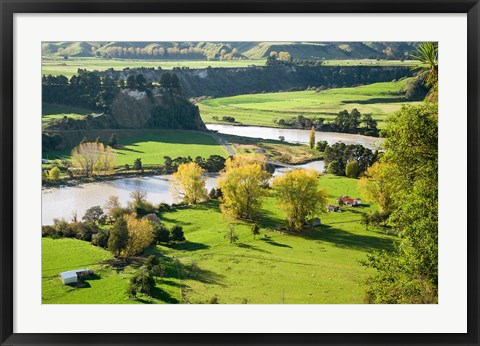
[{"x1": 338, "y1": 196, "x2": 362, "y2": 207}]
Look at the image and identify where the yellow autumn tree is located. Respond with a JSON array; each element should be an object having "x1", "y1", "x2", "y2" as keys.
[
  {"x1": 358, "y1": 162, "x2": 394, "y2": 213},
  {"x1": 309, "y1": 126, "x2": 315, "y2": 149},
  {"x1": 224, "y1": 153, "x2": 267, "y2": 170},
  {"x1": 272, "y1": 169, "x2": 328, "y2": 231},
  {"x1": 95, "y1": 144, "x2": 117, "y2": 175},
  {"x1": 172, "y1": 162, "x2": 208, "y2": 204},
  {"x1": 71, "y1": 142, "x2": 116, "y2": 177},
  {"x1": 122, "y1": 213, "x2": 155, "y2": 257},
  {"x1": 218, "y1": 155, "x2": 269, "y2": 220}
]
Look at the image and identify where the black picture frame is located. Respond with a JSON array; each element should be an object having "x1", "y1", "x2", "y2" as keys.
[{"x1": 1, "y1": 1, "x2": 479, "y2": 345}]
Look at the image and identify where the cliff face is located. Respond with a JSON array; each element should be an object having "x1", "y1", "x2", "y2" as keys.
[
  {"x1": 176, "y1": 65, "x2": 415, "y2": 98},
  {"x1": 110, "y1": 88, "x2": 206, "y2": 130},
  {"x1": 101, "y1": 65, "x2": 414, "y2": 98}
]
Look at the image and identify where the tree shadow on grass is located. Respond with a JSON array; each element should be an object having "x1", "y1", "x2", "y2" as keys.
[
  {"x1": 100, "y1": 257, "x2": 145, "y2": 271},
  {"x1": 260, "y1": 238, "x2": 293, "y2": 249},
  {"x1": 150, "y1": 287, "x2": 179, "y2": 304},
  {"x1": 66, "y1": 273, "x2": 102, "y2": 289},
  {"x1": 162, "y1": 259, "x2": 225, "y2": 287},
  {"x1": 116, "y1": 146, "x2": 144, "y2": 154},
  {"x1": 342, "y1": 96, "x2": 406, "y2": 104},
  {"x1": 134, "y1": 287, "x2": 179, "y2": 304},
  {"x1": 257, "y1": 208, "x2": 285, "y2": 230},
  {"x1": 236, "y1": 242, "x2": 271, "y2": 254},
  {"x1": 169, "y1": 241, "x2": 210, "y2": 252},
  {"x1": 158, "y1": 215, "x2": 193, "y2": 226},
  {"x1": 298, "y1": 225, "x2": 395, "y2": 252}
]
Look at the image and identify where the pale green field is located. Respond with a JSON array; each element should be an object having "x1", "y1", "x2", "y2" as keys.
[
  {"x1": 322, "y1": 59, "x2": 416, "y2": 66},
  {"x1": 41, "y1": 58, "x2": 414, "y2": 78},
  {"x1": 41, "y1": 58, "x2": 267, "y2": 77},
  {"x1": 43, "y1": 131, "x2": 227, "y2": 167},
  {"x1": 199, "y1": 79, "x2": 422, "y2": 128}
]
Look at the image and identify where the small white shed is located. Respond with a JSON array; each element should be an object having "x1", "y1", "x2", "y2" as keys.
[{"x1": 60, "y1": 268, "x2": 92, "y2": 285}]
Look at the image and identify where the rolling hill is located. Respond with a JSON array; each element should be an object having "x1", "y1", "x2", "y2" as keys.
[{"x1": 42, "y1": 41, "x2": 420, "y2": 61}]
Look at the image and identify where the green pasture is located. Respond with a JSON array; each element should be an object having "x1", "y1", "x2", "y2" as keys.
[
  {"x1": 42, "y1": 174, "x2": 395, "y2": 304},
  {"x1": 199, "y1": 79, "x2": 422, "y2": 128},
  {"x1": 42, "y1": 103, "x2": 97, "y2": 126},
  {"x1": 41, "y1": 58, "x2": 414, "y2": 78},
  {"x1": 321, "y1": 59, "x2": 416, "y2": 67},
  {"x1": 43, "y1": 131, "x2": 227, "y2": 167}
]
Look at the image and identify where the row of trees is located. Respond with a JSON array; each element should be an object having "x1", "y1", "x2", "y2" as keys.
[
  {"x1": 171, "y1": 154, "x2": 328, "y2": 231},
  {"x1": 275, "y1": 109, "x2": 379, "y2": 137}
]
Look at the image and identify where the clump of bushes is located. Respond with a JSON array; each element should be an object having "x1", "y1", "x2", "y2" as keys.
[
  {"x1": 127, "y1": 255, "x2": 165, "y2": 299},
  {"x1": 221, "y1": 116, "x2": 235, "y2": 123},
  {"x1": 155, "y1": 224, "x2": 186, "y2": 245}
]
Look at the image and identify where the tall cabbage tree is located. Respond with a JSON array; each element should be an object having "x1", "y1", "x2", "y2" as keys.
[{"x1": 411, "y1": 42, "x2": 438, "y2": 102}]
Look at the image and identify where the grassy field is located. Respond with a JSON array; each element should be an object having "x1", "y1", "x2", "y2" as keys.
[
  {"x1": 199, "y1": 79, "x2": 422, "y2": 129},
  {"x1": 42, "y1": 237, "x2": 136, "y2": 304},
  {"x1": 42, "y1": 58, "x2": 414, "y2": 78},
  {"x1": 43, "y1": 131, "x2": 227, "y2": 167},
  {"x1": 321, "y1": 59, "x2": 416, "y2": 67},
  {"x1": 41, "y1": 58, "x2": 267, "y2": 77},
  {"x1": 223, "y1": 134, "x2": 322, "y2": 165},
  {"x1": 42, "y1": 174, "x2": 396, "y2": 304},
  {"x1": 42, "y1": 103, "x2": 97, "y2": 126}
]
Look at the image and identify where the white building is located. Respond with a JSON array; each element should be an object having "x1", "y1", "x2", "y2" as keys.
[{"x1": 60, "y1": 268, "x2": 92, "y2": 285}]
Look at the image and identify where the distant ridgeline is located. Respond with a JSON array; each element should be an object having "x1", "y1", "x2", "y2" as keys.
[
  {"x1": 42, "y1": 73, "x2": 206, "y2": 131},
  {"x1": 76, "y1": 65, "x2": 415, "y2": 98},
  {"x1": 42, "y1": 41, "x2": 419, "y2": 61}
]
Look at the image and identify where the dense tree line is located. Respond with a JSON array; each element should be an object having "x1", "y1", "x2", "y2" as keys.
[
  {"x1": 43, "y1": 71, "x2": 182, "y2": 114},
  {"x1": 324, "y1": 142, "x2": 378, "y2": 177},
  {"x1": 79, "y1": 65, "x2": 414, "y2": 99},
  {"x1": 360, "y1": 43, "x2": 438, "y2": 303},
  {"x1": 275, "y1": 109, "x2": 379, "y2": 137}
]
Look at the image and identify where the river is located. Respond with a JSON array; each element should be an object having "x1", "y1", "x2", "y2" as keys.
[
  {"x1": 42, "y1": 124, "x2": 379, "y2": 225},
  {"x1": 206, "y1": 124, "x2": 383, "y2": 150},
  {"x1": 42, "y1": 161, "x2": 325, "y2": 225}
]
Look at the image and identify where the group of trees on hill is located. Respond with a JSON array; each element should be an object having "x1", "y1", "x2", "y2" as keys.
[{"x1": 42, "y1": 71, "x2": 182, "y2": 115}]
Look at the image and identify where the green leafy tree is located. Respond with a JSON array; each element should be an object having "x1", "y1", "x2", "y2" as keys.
[
  {"x1": 170, "y1": 225, "x2": 185, "y2": 243},
  {"x1": 251, "y1": 224, "x2": 260, "y2": 239},
  {"x1": 126, "y1": 74, "x2": 137, "y2": 89},
  {"x1": 108, "y1": 133, "x2": 119, "y2": 148},
  {"x1": 362, "y1": 104, "x2": 438, "y2": 303},
  {"x1": 225, "y1": 224, "x2": 239, "y2": 243},
  {"x1": 133, "y1": 158, "x2": 142, "y2": 171},
  {"x1": 82, "y1": 206, "x2": 105, "y2": 224},
  {"x1": 108, "y1": 217, "x2": 129, "y2": 258},
  {"x1": 345, "y1": 161, "x2": 360, "y2": 178}
]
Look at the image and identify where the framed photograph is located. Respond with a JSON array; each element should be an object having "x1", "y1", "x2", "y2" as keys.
[{"x1": 1, "y1": 0, "x2": 479, "y2": 345}]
